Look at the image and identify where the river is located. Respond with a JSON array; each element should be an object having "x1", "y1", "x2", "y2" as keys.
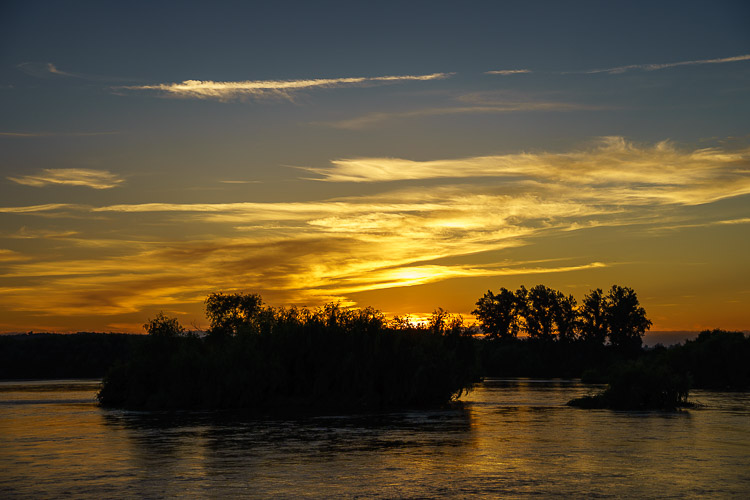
[{"x1": 1, "y1": 378, "x2": 748, "y2": 498}]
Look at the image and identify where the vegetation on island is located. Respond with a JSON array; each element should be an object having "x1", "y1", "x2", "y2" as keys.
[
  {"x1": 97, "y1": 294, "x2": 480, "y2": 411},
  {"x1": 567, "y1": 359, "x2": 693, "y2": 411}
]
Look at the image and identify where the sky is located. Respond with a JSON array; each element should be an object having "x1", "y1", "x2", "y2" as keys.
[{"x1": 1, "y1": 0, "x2": 749, "y2": 334}]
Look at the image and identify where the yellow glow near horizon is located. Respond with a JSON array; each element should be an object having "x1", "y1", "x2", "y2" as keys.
[{"x1": 0, "y1": 138, "x2": 748, "y2": 333}]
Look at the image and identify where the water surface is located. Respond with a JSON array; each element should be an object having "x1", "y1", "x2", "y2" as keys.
[{"x1": 1, "y1": 378, "x2": 748, "y2": 498}]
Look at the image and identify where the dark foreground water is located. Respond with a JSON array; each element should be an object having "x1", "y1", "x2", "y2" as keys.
[{"x1": 1, "y1": 379, "x2": 749, "y2": 498}]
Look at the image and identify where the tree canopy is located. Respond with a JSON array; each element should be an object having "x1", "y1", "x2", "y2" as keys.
[{"x1": 473, "y1": 284, "x2": 651, "y2": 348}]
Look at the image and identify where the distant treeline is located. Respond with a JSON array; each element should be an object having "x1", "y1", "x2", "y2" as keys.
[
  {"x1": 97, "y1": 295, "x2": 481, "y2": 411},
  {"x1": 483, "y1": 329, "x2": 749, "y2": 388},
  {"x1": 0, "y1": 332, "x2": 146, "y2": 379}
]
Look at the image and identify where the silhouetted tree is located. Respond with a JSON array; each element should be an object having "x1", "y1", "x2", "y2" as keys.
[
  {"x1": 205, "y1": 292, "x2": 263, "y2": 336},
  {"x1": 144, "y1": 312, "x2": 185, "y2": 337},
  {"x1": 554, "y1": 293, "x2": 578, "y2": 341},
  {"x1": 389, "y1": 314, "x2": 419, "y2": 330},
  {"x1": 348, "y1": 306, "x2": 386, "y2": 333},
  {"x1": 580, "y1": 288, "x2": 607, "y2": 344},
  {"x1": 429, "y1": 308, "x2": 464, "y2": 335},
  {"x1": 472, "y1": 287, "x2": 520, "y2": 339},
  {"x1": 604, "y1": 285, "x2": 651, "y2": 350},
  {"x1": 523, "y1": 285, "x2": 560, "y2": 340},
  {"x1": 514, "y1": 285, "x2": 530, "y2": 334}
]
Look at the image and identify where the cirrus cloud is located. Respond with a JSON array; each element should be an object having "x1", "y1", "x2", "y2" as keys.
[
  {"x1": 120, "y1": 72, "x2": 453, "y2": 101},
  {"x1": 8, "y1": 169, "x2": 124, "y2": 189},
  {"x1": 583, "y1": 53, "x2": 750, "y2": 75},
  {"x1": 303, "y1": 137, "x2": 750, "y2": 206},
  {"x1": 1, "y1": 136, "x2": 747, "y2": 329}
]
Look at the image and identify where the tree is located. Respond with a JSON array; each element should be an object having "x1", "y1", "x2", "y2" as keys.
[
  {"x1": 143, "y1": 312, "x2": 185, "y2": 337},
  {"x1": 554, "y1": 293, "x2": 578, "y2": 342},
  {"x1": 523, "y1": 285, "x2": 560, "y2": 340},
  {"x1": 579, "y1": 288, "x2": 607, "y2": 344},
  {"x1": 204, "y1": 292, "x2": 263, "y2": 336},
  {"x1": 604, "y1": 285, "x2": 652, "y2": 350},
  {"x1": 472, "y1": 287, "x2": 519, "y2": 339}
]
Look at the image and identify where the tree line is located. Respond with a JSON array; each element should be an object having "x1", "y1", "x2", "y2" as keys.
[{"x1": 473, "y1": 284, "x2": 652, "y2": 349}]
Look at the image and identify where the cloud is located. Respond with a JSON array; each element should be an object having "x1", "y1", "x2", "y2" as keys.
[
  {"x1": 1, "y1": 137, "x2": 747, "y2": 328},
  {"x1": 8, "y1": 169, "x2": 124, "y2": 189},
  {"x1": 717, "y1": 217, "x2": 750, "y2": 225},
  {"x1": 319, "y1": 101, "x2": 597, "y2": 129},
  {"x1": 303, "y1": 137, "x2": 750, "y2": 206},
  {"x1": 484, "y1": 69, "x2": 532, "y2": 75},
  {"x1": 483, "y1": 54, "x2": 750, "y2": 77},
  {"x1": 0, "y1": 203, "x2": 79, "y2": 213},
  {"x1": 0, "y1": 185, "x2": 606, "y2": 318},
  {"x1": 17, "y1": 62, "x2": 142, "y2": 82},
  {"x1": 584, "y1": 54, "x2": 750, "y2": 75},
  {"x1": 655, "y1": 216, "x2": 750, "y2": 232},
  {"x1": 0, "y1": 131, "x2": 119, "y2": 137},
  {"x1": 120, "y1": 72, "x2": 453, "y2": 101},
  {"x1": 0, "y1": 229, "x2": 604, "y2": 319},
  {"x1": 0, "y1": 250, "x2": 30, "y2": 262},
  {"x1": 17, "y1": 62, "x2": 78, "y2": 78}
]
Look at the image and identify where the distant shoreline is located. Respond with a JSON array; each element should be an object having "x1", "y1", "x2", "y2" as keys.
[
  {"x1": 643, "y1": 331, "x2": 699, "y2": 347},
  {"x1": 1, "y1": 330, "x2": 739, "y2": 348}
]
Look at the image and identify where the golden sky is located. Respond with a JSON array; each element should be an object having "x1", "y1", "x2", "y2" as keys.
[{"x1": 1, "y1": 2, "x2": 749, "y2": 333}]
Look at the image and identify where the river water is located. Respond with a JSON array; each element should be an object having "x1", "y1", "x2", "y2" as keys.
[{"x1": 1, "y1": 378, "x2": 749, "y2": 498}]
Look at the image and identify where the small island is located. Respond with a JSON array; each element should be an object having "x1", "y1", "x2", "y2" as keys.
[{"x1": 96, "y1": 293, "x2": 482, "y2": 412}]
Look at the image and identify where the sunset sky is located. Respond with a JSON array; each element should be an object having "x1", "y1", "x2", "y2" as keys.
[{"x1": 1, "y1": 1, "x2": 749, "y2": 334}]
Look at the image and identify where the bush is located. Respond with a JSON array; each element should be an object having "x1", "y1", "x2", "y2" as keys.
[{"x1": 568, "y1": 360, "x2": 692, "y2": 411}]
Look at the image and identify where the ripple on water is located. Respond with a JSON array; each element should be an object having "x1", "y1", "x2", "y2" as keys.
[{"x1": 1, "y1": 378, "x2": 749, "y2": 498}]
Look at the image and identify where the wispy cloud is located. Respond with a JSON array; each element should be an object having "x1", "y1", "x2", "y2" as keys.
[
  {"x1": 484, "y1": 69, "x2": 532, "y2": 75},
  {"x1": 8, "y1": 169, "x2": 124, "y2": 189},
  {"x1": 0, "y1": 249, "x2": 30, "y2": 262},
  {"x1": 8, "y1": 227, "x2": 80, "y2": 239},
  {"x1": 0, "y1": 131, "x2": 119, "y2": 138},
  {"x1": 583, "y1": 54, "x2": 750, "y2": 74},
  {"x1": 0, "y1": 232, "x2": 605, "y2": 320},
  {"x1": 17, "y1": 62, "x2": 142, "y2": 82},
  {"x1": 319, "y1": 101, "x2": 596, "y2": 129},
  {"x1": 0, "y1": 203, "x2": 79, "y2": 213},
  {"x1": 17, "y1": 62, "x2": 78, "y2": 78},
  {"x1": 483, "y1": 54, "x2": 750, "y2": 77},
  {"x1": 304, "y1": 137, "x2": 750, "y2": 206},
  {"x1": 0, "y1": 184, "x2": 606, "y2": 319},
  {"x1": 1, "y1": 137, "x2": 747, "y2": 329},
  {"x1": 121, "y1": 72, "x2": 453, "y2": 101},
  {"x1": 717, "y1": 217, "x2": 750, "y2": 225}
]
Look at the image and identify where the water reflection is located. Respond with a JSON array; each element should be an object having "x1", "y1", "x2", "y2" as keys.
[
  {"x1": 100, "y1": 404, "x2": 476, "y2": 498},
  {"x1": 2, "y1": 378, "x2": 749, "y2": 498}
]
